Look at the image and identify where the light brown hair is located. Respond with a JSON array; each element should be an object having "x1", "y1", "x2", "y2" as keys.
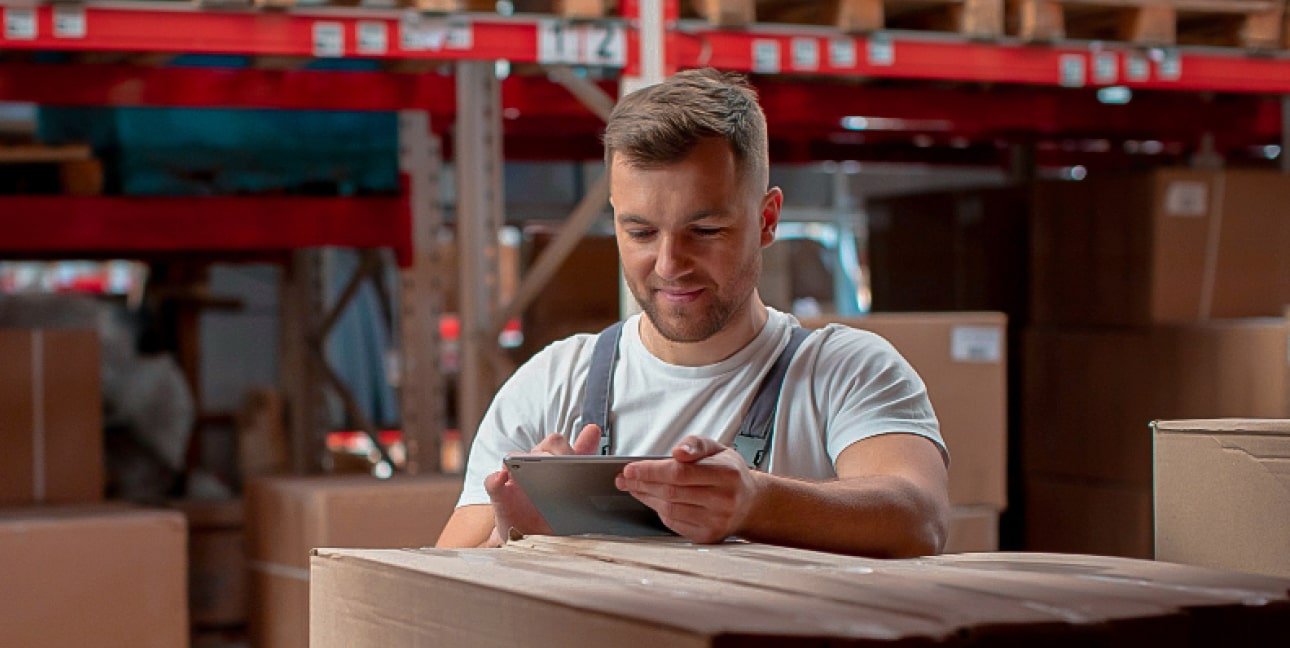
[{"x1": 603, "y1": 68, "x2": 769, "y2": 190}]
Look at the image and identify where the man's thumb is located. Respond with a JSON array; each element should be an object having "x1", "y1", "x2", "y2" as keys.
[
  {"x1": 673, "y1": 436, "x2": 722, "y2": 462},
  {"x1": 572, "y1": 423, "x2": 602, "y2": 455}
]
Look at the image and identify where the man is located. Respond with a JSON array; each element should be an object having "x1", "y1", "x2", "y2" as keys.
[{"x1": 437, "y1": 68, "x2": 949, "y2": 557}]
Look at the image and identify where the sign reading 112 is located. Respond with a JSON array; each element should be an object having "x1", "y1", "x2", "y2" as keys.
[{"x1": 538, "y1": 20, "x2": 626, "y2": 67}]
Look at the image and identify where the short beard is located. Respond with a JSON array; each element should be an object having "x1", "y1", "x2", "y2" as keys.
[{"x1": 631, "y1": 252, "x2": 761, "y2": 344}]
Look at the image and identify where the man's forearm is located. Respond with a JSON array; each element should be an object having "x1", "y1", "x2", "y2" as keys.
[{"x1": 737, "y1": 472, "x2": 947, "y2": 558}]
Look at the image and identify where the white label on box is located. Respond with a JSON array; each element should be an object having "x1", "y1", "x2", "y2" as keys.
[
  {"x1": 868, "y1": 34, "x2": 893, "y2": 66},
  {"x1": 4, "y1": 8, "x2": 37, "y2": 40},
  {"x1": 752, "y1": 39, "x2": 781, "y2": 73},
  {"x1": 1164, "y1": 181, "x2": 1208, "y2": 218},
  {"x1": 356, "y1": 21, "x2": 388, "y2": 55},
  {"x1": 53, "y1": 6, "x2": 86, "y2": 39},
  {"x1": 313, "y1": 21, "x2": 344, "y2": 58},
  {"x1": 829, "y1": 38, "x2": 856, "y2": 69},
  {"x1": 951, "y1": 326, "x2": 1002, "y2": 364},
  {"x1": 791, "y1": 37, "x2": 819, "y2": 71}
]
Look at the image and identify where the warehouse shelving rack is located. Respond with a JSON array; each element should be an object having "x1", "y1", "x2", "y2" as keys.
[{"x1": 2, "y1": 0, "x2": 1287, "y2": 474}]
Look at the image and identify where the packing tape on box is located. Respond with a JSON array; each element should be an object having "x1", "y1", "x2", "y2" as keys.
[
  {"x1": 249, "y1": 560, "x2": 310, "y2": 582},
  {"x1": 32, "y1": 329, "x2": 46, "y2": 502}
]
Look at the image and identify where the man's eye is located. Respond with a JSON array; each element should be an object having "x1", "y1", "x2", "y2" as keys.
[
  {"x1": 626, "y1": 229, "x2": 655, "y2": 240},
  {"x1": 693, "y1": 227, "x2": 723, "y2": 236}
]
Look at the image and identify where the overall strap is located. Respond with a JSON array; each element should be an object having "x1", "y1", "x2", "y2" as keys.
[
  {"x1": 731, "y1": 326, "x2": 811, "y2": 470},
  {"x1": 581, "y1": 321, "x2": 624, "y2": 455}
]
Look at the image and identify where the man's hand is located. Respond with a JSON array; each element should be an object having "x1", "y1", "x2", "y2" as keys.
[
  {"x1": 484, "y1": 423, "x2": 601, "y2": 542},
  {"x1": 615, "y1": 435, "x2": 762, "y2": 544}
]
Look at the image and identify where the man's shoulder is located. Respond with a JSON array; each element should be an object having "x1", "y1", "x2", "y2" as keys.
[{"x1": 800, "y1": 321, "x2": 899, "y2": 356}]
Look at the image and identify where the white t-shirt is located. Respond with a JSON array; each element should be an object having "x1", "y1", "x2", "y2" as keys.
[{"x1": 457, "y1": 307, "x2": 945, "y2": 507}]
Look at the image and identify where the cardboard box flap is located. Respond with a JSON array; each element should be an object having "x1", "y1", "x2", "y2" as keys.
[
  {"x1": 312, "y1": 546, "x2": 946, "y2": 642},
  {"x1": 1154, "y1": 419, "x2": 1290, "y2": 436}
]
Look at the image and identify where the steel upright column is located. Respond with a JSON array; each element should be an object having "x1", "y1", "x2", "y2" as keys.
[
  {"x1": 397, "y1": 110, "x2": 447, "y2": 474},
  {"x1": 281, "y1": 249, "x2": 327, "y2": 473},
  {"x1": 455, "y1": 62, "x2": 506, "y2": 450}
]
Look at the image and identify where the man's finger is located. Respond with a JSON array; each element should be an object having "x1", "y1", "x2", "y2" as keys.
[
  {"x1": 622, "y1": 457, "x2": 724, "y2": 486},
  {"x1": 532, "y1": 433, "x2": 574, "y2": 455},
  {"x1": 483, "y1": 469, "x2": 509, "y2": 498},
  {"x1": 616, "y1": 475, "x2": 716, "y2": 507},
  {"x1": 571, "y1": 423, "x2": 602, "y2": 455},
  {"x1": 671, "y1": 436, "x2": 725, "y2": 463}
]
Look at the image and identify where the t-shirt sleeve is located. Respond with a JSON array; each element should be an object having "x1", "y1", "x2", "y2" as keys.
[
  {"x1": 455, "y1": 351, "x2": 552, "y2": 508},
  {"x1": 817, "y1": 327, "x2": 948, "y2": 466}
]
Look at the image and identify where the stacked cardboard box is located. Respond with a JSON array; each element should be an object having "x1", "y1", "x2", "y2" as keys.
[
  {"x1": 802, "y1": 312, "x2": 1007, "y2": 552},
  {"x1": 1025, "y1": 169, "x2": 1290, "y2": 558},
  {"x1": 1154, "y1": 419, "x2": 1290, "y2": 579},
  {"x1": 245, "y1": 475, "x2": 462, "y2": 648},
  {"x1": 0, "y1": 506, "x2": 188, "y2": 647},
  {"x1": 311, "y1": 536, "x2": 1290, "y2": 647},
  {"x1": 0, "y1": 329, "x2": 103, "y2": 505}
]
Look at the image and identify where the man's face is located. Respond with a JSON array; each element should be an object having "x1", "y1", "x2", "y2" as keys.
[{"x1": 610, "y1": 138, "x2": 781, "y2": 343}]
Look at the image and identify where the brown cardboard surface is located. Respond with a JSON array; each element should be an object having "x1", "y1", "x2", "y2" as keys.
[
  {"x1": 802, "y1": 312, "x2": 1007, "y2": 508},
  {"x1": 0, "y1": 506, "x2": 188, "y2": 647},
  {"x1": 1023, "y1": 320, "x2": 1289, "y2": 486},
  {"x1": 0, "y1": 329, "x2": 102, "y2": 505},
  {"x1": 246, "y1": 474, "x2": 461, "y2": 648},
  {"x1": 1025, "y1": 474, "x2": 1153, "y2": 559},
  {"x1": 1154, "y1": 419, "x2": 1290, "y2": 579},
  {"x1": 173, "y1": 498, "x2": 247, "y2": 628},
  {"x1": 944, "y1": 505, "x2": 999, "y2": 553},
  {"x1": 311, "y1": 537, "x2": 1290, "y2": 647},
  {"x1": 1032, "y1": 169, "x2": 1290, "y2": 326}
]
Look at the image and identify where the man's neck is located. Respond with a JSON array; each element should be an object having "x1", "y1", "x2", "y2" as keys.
[{"x1": 638, "y1": 296, "x2": 770, "y2": 367}]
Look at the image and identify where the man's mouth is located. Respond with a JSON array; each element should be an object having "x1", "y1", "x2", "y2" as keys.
[{"x1": 654, "y1": 287, "x2": 704, "y2": 304}]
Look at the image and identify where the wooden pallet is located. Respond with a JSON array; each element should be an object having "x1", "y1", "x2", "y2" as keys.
[
  {"x1": 690, "y1": 0, "x2": 1006, "y2": 39},
  {"x1": 0, "y1": 144, "x2": 104, "y2": 196},
  {"x1": 1009, "y1": 0, "x2": 1284, "y2": 48}
]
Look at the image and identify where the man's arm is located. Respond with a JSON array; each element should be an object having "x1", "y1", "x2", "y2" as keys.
[{"x1": 616, "y1": 432, "x2": 949, "y2": 557}]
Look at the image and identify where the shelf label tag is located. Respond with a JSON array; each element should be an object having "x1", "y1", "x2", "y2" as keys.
[
  {"x1": 791, "y1": 37, "x2": 819, "y2": 71},
  {"x1": 951, "y1": 326, "x2": 1002, "y2": 364},
  {"x1": 752, "y1": 39, "x2": 781, "y2": 73},
  {"x1": 829, "y1": 38, "x2": 856, "y2": 69},
  {"x1": 357, "y1": 21, "x2": 388, "y2": 55},
  {"x1": 1156, "y1": 48, "x2": 1181, "y2": 81},
  {"x1": 1059, "y1": 54, "x2": 1085, "y2": 87},
  {"x1": 313, "y1": 21, "x2": 344, "y2": 58},
  {"x1": 1126, "y1": 52, "x2": 1150, "y2": 82},
  {"x1": 538, "y1": 20, "x2": 624, "y2": 66},
  {"x1": 4, "y1": 8, "x2": 37, "y2": 40},
  {"x1": 402, "y1": 16, "x2": 471, "y2": 52},
  {"x1": 53, "y1": 6, "x2": 86, "y2": 39},
  {"x1": 1092, "y1": 52, "x2": 1117, "y2": 84},
  {"x1": 868, "y1": 34, "x2": 893, "y2": 66}
]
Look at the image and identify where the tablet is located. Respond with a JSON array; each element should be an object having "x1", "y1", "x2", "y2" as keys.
[{"x1": 504, "y1": 455, "x2": 676, "y2": 537}]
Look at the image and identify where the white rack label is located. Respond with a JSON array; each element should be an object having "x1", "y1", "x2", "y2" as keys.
[
  {"x1": 1164, "y1": 181, "x2": 1208, "y2": 218},
  {"x1": 791, "y1": 38, "x2": 819, "y2": 71},
  {"x1": 356, "y1": 21, "x2": 387, "y2": 55},
  {"x1": 1126, "y1": 52, "x2": 1150, "y2": 82},
  {"x1": 1059, "y1": 54, "x2": 1085, "y2": 87},
  {"x1": 4, "y1": 8, "x2": 37, "y2": 40},
  {"x1": 538, "y1": 20, "x2": 624, "y2": 66},
  {"x1": 402, "y1": 17, "x2": 472, "y2": 52},
  {"x1": 868, "y1": 34, "x2": 893, "y2": 66},
  {"x1": 1156, "y1": 49, "x2": 1181, "y2": 81},
  {"x1": 313, "y1": 21, "x2": 344, "y2": 58},
  {"x1": 751, "y1": 39, "x2": 781, "y2": 73},
  {"x1": 829, "y1": 38, "x2": 856, "y2": 69},
  {"x1": 1092, "y1": 52, "x2": 1117, "y2": 84},
  {"x1": 951, "y1": 326, "x2": 1002, "y2": 364},
  {"x1": 53, "y1": 6, "x2": 86, "y2": 39}
]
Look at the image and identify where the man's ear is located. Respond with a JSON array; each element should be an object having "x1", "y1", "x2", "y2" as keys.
[{"x1": 760, "y1": 187, "x2": 784, "y2": 248}]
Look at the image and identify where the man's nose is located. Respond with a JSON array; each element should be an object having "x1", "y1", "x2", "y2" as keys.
[{"x1": 654, "y1": 235, "x2": 691, "y2": 281}]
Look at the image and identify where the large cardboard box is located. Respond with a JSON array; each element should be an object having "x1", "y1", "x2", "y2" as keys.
[
  {"x1": 1025, "y1": 474, "x2": 1153, "y2": 559},
  {"x1": 0, "y1": 329, "x2": 103, "y2": 505},
  {"x1": 802, "y1": 313, "x2": 1007, "y2": 508},
  {"x1": 311, "y1": 536, "x2": 1290, "y2": 646},
  {"x1": 943, "y1": 505, "x2": 999, "y2": 553},
  {"x1": 245, "y1": 475, "x2": 462, "y2": 648},
  {"x1": 0, "y1": 506, "x2": 188, "y2": 647},
  {"x1": 1023, "y1": 319, "x2": 1289, "y2": 486},
  {"x1": 1032, "y1": 168, "x2": 1290, "y2": 326},
  {"x1": 1154, "y1": 419, "x2": 1290, "y2": 579},
  {"x1": 173, "y1": 498, "x2": 248, "y2": 628}
]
